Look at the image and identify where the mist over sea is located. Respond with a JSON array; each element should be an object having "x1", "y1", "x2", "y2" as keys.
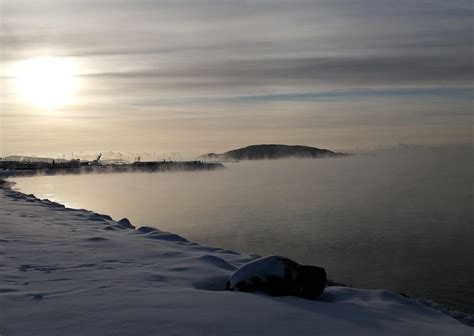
[{"x1": 12, "y1": 145, "x2": 473, "y2": 313}]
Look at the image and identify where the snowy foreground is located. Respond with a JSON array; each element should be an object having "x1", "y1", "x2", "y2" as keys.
[{"x1": 0, "y1": 185, "x2": 471, "y2": 336}]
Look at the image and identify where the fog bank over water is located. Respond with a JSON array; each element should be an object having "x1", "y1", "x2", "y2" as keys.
[{"x1": 12, "y1": 145, "x2": 474, "y2": 313}]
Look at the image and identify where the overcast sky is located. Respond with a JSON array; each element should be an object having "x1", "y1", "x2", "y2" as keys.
[{"x1": 1, "y1": 0, "x2": 473, "y2": 158}]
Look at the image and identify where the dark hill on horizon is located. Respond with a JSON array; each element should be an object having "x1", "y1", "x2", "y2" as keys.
[{"x1": 201, "y1": 144, "x2": 346, "y2": 161}]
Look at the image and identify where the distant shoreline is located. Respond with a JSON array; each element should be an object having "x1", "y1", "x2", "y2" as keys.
[{"x1": 0, "y1": 160, "x2": 225, "y2": 178}]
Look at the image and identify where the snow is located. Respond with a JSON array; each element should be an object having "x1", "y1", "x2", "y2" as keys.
[
  {"x1": 0, "y1": 184, "x2": 471, "y2": 335},
  {"x1": 228, "y1": 256, "x2": 288, "y2": 287}
]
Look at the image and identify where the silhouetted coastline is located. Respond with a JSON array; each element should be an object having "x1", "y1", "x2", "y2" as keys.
[{"x1": 0, "y1": 160, "x2": 224, "y2": 177}]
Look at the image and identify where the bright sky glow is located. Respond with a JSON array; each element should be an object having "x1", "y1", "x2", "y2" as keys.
[{"x1": 14, "y1": 57, "x2": 79, "y2": 109}]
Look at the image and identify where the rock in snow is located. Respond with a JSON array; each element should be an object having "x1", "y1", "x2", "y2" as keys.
[
  {"x1": 226, "y1": 256, "x2": 326, "y2": 300},
  {"x1": 0, "y1": 184, "x2": 472, "y2": 336}
]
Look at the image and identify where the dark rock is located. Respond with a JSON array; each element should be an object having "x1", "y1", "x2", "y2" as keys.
[{"x1": 226, "y1": 255, "x2": 326, "y2": 300}]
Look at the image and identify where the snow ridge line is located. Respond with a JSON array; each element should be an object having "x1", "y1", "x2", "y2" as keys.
[{"x1": 0, "y1": 178, "x2": 251, "y2": 257}]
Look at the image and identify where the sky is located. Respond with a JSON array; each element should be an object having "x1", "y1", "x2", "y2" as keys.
[{"x1": 1, "y1": 0, "x2": 473, "y2": 158}]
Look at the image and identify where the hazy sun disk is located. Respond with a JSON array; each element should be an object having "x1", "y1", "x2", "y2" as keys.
[{"x1": 15, "y1": 57, "x2": 79, "y2": 109}]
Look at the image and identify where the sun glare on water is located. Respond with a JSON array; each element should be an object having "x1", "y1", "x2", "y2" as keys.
[{"x1": 15, "y1": 57, "x2": 80, "y2": 109}]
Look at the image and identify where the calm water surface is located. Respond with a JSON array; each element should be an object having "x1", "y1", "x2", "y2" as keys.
[{"x1": 12, "y1": 146, "x2": 474, "y2": 313}]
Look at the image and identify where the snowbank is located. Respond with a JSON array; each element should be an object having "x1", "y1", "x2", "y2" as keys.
[{"x1": 0, "y1": 184, "x2": 471, "y2": 335}]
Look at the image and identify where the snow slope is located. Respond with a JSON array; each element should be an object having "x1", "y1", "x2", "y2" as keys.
[{"x1": 0, "y1": 185, "x2": 471, "y2": 335}]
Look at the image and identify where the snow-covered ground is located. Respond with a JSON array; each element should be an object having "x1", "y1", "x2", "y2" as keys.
[{"x1": 0, "y1": 183, "x2": 471, "y2": 335}]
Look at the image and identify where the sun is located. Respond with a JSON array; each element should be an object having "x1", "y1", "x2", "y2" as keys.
[{"x1": 15, "y1": 57, "x2": 79, "y2": 109}]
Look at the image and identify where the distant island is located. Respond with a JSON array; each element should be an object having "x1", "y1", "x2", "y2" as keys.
[{"x1": 201, "y1": 144, "x2": 347, "y2": 161}]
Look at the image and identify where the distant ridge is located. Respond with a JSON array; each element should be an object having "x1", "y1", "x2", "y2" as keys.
[{"x1": 201, "y1": 144, "x2": 346, "y2": 161}]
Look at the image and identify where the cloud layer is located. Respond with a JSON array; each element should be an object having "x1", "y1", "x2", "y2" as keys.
[{"x1": 1, "y1": 0, "x2": 473, "y2": 155}]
